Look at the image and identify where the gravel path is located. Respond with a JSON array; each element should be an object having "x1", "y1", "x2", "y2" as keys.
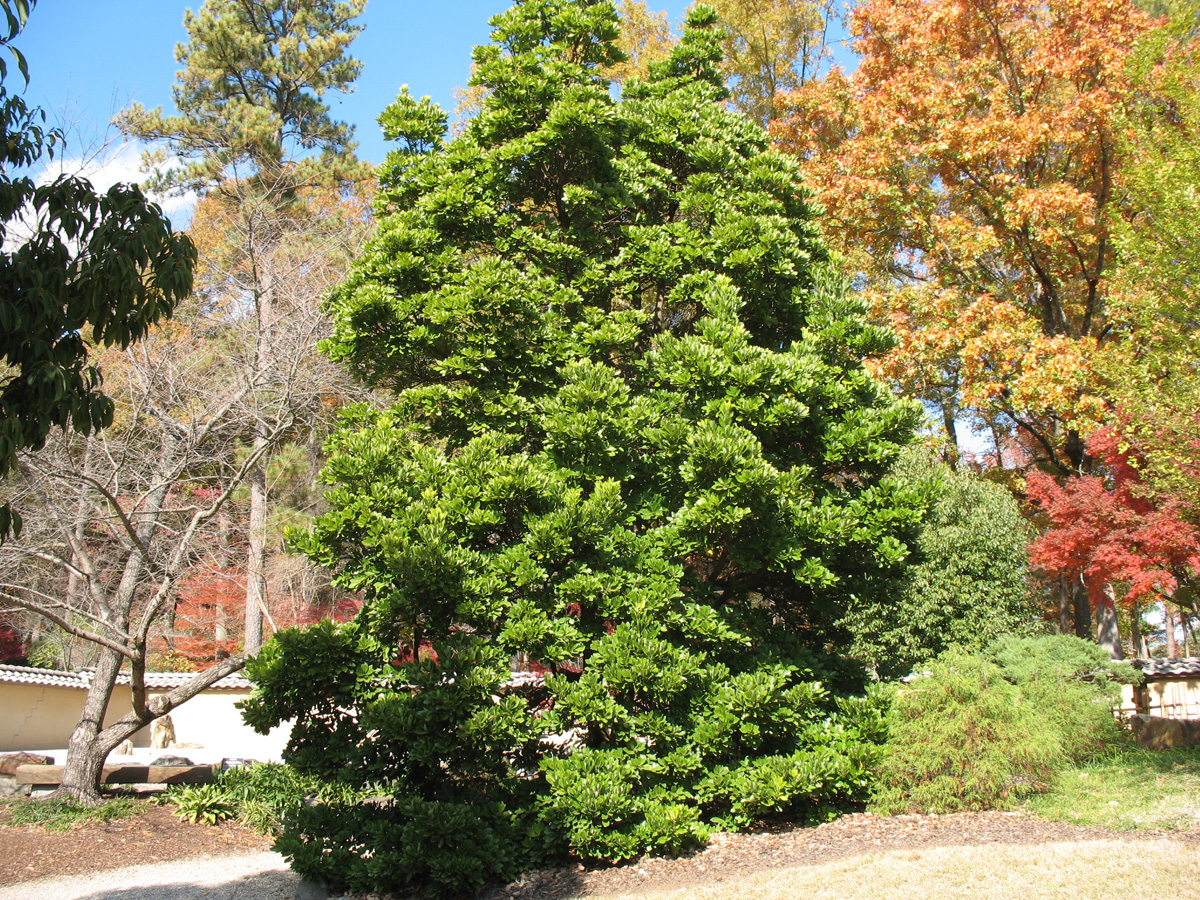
[{"x1": 0, "y1": 851, "x2": 329, "y2": 900}]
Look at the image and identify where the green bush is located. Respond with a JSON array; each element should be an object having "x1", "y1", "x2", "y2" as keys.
[
  {"x1": 984, "y1": 634, "x2": 1137, "y2": 762},
  {"x1": 167, "y1": 784, "x2": 236, "y2": 825},
  {"x1": 166, "y1": 762, "x2": 362, "y2": 835},
  {"x1": 872, "y1": 650, "x2": 1059, "y2": 813},
  {"x1": 872, "y1": 635, "x2": 1139, "y2": 814},
  {"x1": 844, "y1": 451, "x2": 1037, "y2": 679},
  {"x1": 242, "y1": 2, "x2": 927, "y2": 896},
  {"x1": 279, "y1": 796, "x2": 523, "y2": 900}
]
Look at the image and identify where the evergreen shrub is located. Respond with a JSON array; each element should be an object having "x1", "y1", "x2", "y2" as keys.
[
  {"x1": 872, "y1": 635, "x2": 1140, "y2": 814},
  {"x1": 844, "y1": 450, "x2": 1037, "y2": 678},
  {"x1": 242, "y1": 2, "x2": 925, "y2": 896},
  {"x1": 985, "y1": 633, "x2": 1138, "y2": 761}
]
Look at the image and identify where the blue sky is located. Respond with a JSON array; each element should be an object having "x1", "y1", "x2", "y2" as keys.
[{"x1": 17, "y1": 0, "x2": 695, "y2": 168}]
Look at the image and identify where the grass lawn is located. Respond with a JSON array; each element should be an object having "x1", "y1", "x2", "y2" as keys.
[
  {"x1": 591, "y1": 840, "x2": 1200, "y2": 900},
  {"x1": 0, "y1": 796, "x2": 144, "y2": 832},
  {"x1": 1028, "y1": 746, "x2": 1200, "y2": 832}
]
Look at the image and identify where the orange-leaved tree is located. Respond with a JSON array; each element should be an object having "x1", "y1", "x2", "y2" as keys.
[
  {"x1": 1102, "y1": 6, "x2": 1200, "y2": 513},
  {"x1": 773, "y1": 0, "x2": 1153, "y2": 473}
]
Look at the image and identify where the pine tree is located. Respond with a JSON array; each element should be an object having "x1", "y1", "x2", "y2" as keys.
[
  {"x1": 244, "y1": 3, "x2": 923, "y2": 895},
  {"x1": 120, "y1": 0, "x2": 369, "y2": 650}
]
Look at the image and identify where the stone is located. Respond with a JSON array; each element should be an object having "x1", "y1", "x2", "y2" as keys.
[
  {"x1": 0, "y1": 752, "x2": 52, "y2": 777},
  {"x1": 149, "y1": 754, "x2": 194, "y2": 766},
  {"x1": 1132, "y1": 714, "x2": 1200, "y2": 749},
  {"x1": 295, "y1": 879, "x2": 330, "y2": 900},
  {"x1": 151, "y1": 713, "x2": 175, "y2": 749},
  {"x1": 0, "y1": 776, "x2": 30, "y2": 798}
]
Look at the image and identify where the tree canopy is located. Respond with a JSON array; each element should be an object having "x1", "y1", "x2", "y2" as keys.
[
  {"x1": 707, "y1": 0, "x2": 839, "y2": 126},
  {"x1": 773, "y1": 0, "x2": 1150, "y2": 473},
  {"x1": 0, "y1": 0, "x2": 195, "y2": 535},
  {"x1": 1104, "y1": 5, "x2": 1200, "y2": 511},
  {"x1": 120, "y1": 0, "x2": 367, "y2": 195}
]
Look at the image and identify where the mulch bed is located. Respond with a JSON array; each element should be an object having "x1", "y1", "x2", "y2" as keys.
[
  {"x1": 2, "y1": 800, "x2": 1196, "y2": 898},
  {"x1": 472, "y1": 810, "x2": 1200, "y2": 899},
  {"x1": 0, "y1": 801, "x2": 273, "y2": 886}
]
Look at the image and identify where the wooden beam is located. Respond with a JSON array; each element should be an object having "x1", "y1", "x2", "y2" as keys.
[{"x1": 13, "y1": 764, "x2": 214, "y2": 786}]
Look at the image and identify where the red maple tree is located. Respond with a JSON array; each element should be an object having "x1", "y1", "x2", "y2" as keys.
[
  {"x1": 1027, "y1": 426, "x2": 1200, "y2": 611},
  {"x1": 0, "y1": 621, "x2": 26, "y2": 664}
]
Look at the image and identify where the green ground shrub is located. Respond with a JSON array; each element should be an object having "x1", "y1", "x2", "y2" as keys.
[
  {"x1": 168, "y1": 784, "x2": 236, "y2": 825},
  {"x1": 5, "y1": 796, "x2": 141, "y2": 832},
  {"x1": 872, "y1": 635, "x2": 1140, "y2": 814},
  {"x1": 166, "y1": 762, "x2": 361, "y2": 834},
  {"x1": 985, "y1": 634, "x2": 1136, "y2": 761}
]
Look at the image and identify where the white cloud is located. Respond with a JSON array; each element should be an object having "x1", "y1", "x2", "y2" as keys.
[
  {"x1": 33, "y1": 140, "x2": 197, "y2": 228},
  {"x1": 4, "y1": 141, "x2": 196, "y2": 255}
]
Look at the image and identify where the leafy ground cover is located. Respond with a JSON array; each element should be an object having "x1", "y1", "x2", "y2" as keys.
[
  {"x1": 1029, "y1": 746, "x2": 1200, "y2": 832},
  {"x1": 2, "y1": 796, "x2": 142, "y2": 833}
]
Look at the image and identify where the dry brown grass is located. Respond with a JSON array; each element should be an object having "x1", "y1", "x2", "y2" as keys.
[{"x1": 592, "y1": 839, "x2": 1200, "y2": 900}]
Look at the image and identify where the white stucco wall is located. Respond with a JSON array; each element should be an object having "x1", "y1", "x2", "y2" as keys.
[
  {"x1": 0, "y1": 683, "x2": 135, "y2": 753},
  {"x1": 1, "y1": 682, "x2": 291, "y2": 761},
  {"x1": 147, "y1": 689, "x2": 291, "y2": 761},
  {"x1": 1121, "y1": 679, "x2": 1200, "y2": 719}
]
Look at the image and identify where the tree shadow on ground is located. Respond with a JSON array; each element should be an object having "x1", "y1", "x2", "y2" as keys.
[{"x1": 73, "y1": 868, "x2": 323, "y2": 900}]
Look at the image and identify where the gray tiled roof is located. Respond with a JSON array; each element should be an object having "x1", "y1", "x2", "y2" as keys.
[
  {"x1": 115, "y1": 670, "x2": 253, "y2": 690},
  {"x1": 0, "y1": 664, "x2": 86, "y2": 688},
  {"x1": 0, "y1": 663, "x2": 252, "y2": 691},
  {"x1": 1131, "y1": 657, "x2": 1200, "y2": 680}
]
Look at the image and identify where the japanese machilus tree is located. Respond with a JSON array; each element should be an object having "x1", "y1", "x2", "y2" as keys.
[{"x1": 243, "y1": 2, "x2": 925, "y2": 895}]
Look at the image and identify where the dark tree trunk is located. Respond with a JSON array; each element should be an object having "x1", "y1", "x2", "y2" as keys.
[
  {"x1": 1058, "y1": 576, "x2": 1073, "y2": 635},
  {"x1": 1072, "y1": 579, "x2": 1092, "y2": 640},
  {"x1": 1165, "y1": 603, "x2": 1179, "y2": 658},
  {"x1": 53, "y1": 647, "x2": 125, "y2": 804},
  {"x1": 1095, "y1": 584, "x2": 1123, "y2": 660},
  {"x1": 942, "y1": 402, "x2": 959, "y2": 471},
  {"x1": 1063, "y1": 427, "x2": 1087, "y2": 474}
]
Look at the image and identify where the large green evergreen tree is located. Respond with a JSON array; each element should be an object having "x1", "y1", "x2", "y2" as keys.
[{"x1": 244, "y1": 2, "x2": 924, "y2": 895}]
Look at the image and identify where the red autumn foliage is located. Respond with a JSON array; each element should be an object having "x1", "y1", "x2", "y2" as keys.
[
  {"x1": 172, "y1": 569, "x2": 245, "y2": 664},
  {"x1": 0, "y1": 622, "x2": 26, "y2": 663},
  {"x1": 162, "y1": 569, "x2": 363, "y2": 666},
  {"x1": 1027, "y1": 427, "x2": 1200, "y2": 606},
  {"x1": 392, "y1": 642, "x2": 440, "y2": 666}
]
